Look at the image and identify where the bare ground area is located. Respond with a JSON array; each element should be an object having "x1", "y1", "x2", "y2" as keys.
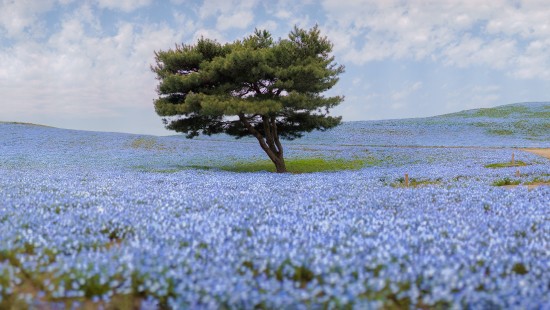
[
  {"x1": 502, "y1": 183, "x2": 550, "y2": 190},
  {"x1": 522, "y1": 148, "x2": 550, "y2": 160},
  {"x1": 508, "y1": 148, "x2": 550, "y2": 189}
]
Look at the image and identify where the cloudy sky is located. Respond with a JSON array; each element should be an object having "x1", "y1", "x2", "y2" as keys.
[{"x1": 1, "y1": 0, "x2": 549, "y2": 135}]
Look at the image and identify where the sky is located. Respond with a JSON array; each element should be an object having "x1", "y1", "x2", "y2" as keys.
[{"x1": 1, "y1": 0, "x2": 549, "y2": 136}]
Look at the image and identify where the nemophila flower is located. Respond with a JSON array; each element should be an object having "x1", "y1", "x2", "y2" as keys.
[{"x1": 1, "y1": 112, "x2": 549, "y2": 309}]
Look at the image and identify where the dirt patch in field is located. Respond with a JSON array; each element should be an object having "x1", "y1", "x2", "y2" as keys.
[
  {"x1": 502, "y1": 182, "x2": 550, "y2": 190},
  {"x1": 501, "y1": 148, "x2": 549, "y2": 189},
  {"x1": 522, "y1": 148, "x2": 550, "y2": 160}
]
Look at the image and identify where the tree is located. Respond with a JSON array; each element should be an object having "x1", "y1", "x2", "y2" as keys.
[{"x1": 152, "y1": 26, "x2": 344, "y2": 173}]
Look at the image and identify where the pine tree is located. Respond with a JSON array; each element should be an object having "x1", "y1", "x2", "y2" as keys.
[{"x1": 152, "y1": 26, "x2": 344, "y2": 173}]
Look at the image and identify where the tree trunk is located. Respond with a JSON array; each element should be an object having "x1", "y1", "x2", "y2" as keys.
[
  {"x1": 272, "y1": 154, "x2": 287, "y2": 173},
  {"x1": 239, "y1": 113, "x2": 287, "y2": 173}
]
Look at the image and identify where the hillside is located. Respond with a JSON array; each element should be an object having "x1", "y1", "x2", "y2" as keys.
[
  {"x1": 183, "y1": 102, "x2": 549, "y2": 148},
  {"x1": 298, "y1": 102, "x2": 550, "y2": 147},
  {"x1": 2, "y1": 102, "x2": 549, "y2": 153}
]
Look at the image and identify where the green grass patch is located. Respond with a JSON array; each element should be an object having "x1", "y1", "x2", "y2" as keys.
[
  {"x1": 134, "y1": 156, "x2": 383, "y2": 174},
  {"x1": 492, "y1": 178, "x2": 521, "y2": 186},
  {"x1": 221, "y1": 157, "x2": 370, "y2": 173},
  {"x1": 130, "y1": 137, "x2": 170, "y2": 151},
  {"x1": 525, "y1": 177, "x2": 550, "y2": 187},
  {"x1": 472, "y1": 105, "x2": 530, "y2": 118},
  {"x1": 473, "y1": 122, "x2": 491, "y2": 127},
  {"x1": 485, "y1": 161, "x2": 527, "y2": 168},
  {"x1": 391, "y1": 177, "x2": 442, "y2": 188},
  {"x1": 527, "y1": 176, "x2": 550, "y2": 183},
  {"x1": 487, "y1": 129, "x2": 514, "y2": 136}
]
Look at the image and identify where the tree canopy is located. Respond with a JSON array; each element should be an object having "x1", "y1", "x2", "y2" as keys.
[{"x1": 152, "y1": 26, "x2": 344, "y2": 173}]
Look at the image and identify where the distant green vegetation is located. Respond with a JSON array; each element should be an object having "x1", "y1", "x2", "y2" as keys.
[
  {"x1": 130, "y1": 137, "x2": 170, "y2": 151},
  {"x1": 475, "y1": 117, "x2": 549, "y2": 137},
  {"x1": 473, "y1": 105, "x2": 530, "y2": 118},
  {"x1": 221, "y1": 157, "x2": 371, "y2": 173},
  {"x1": 487, "y1": 129, "x2": 514, "y2": 136},
  {"x1": 444, "y1": 103, "x2": 550, "y2": 119},
  {"x1": 0, "y1": 121, "x2": 52, "y2": 127}
]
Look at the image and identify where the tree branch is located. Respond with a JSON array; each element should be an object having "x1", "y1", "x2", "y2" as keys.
[
  {"x1": 239, "y1": 113, "x2": 279, "y2": 163},
  {"x1": 271, "y1": 116, "x2": 283, "y2": 157},
  {"x1": 251, "y1": 83, "x2": 262, "y2": 95},
  {"x1": 262, "y1": 115, "x2": 278, "y2": 155}
]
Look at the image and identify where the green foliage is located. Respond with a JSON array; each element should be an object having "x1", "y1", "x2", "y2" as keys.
[
  {"x1": 100, "y1": 223, "x2": 134, "y2": 242},
  {"x1": 492, "y1": 178, "x2": 521, "y2": 186},
  {"x1": 485, "y1": 161, "x2": 527, "y2": 168},
  {"x1": 152, "y1": 26, "x2": 345, "y2": 172},
  {"x1": 152, "y1": 25, "x2": 343, "y2": 139},
  {"x1": 511, "y1": 263, "x2": 528, "y2": 275}
]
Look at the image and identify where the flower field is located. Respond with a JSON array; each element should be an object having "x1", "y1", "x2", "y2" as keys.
[{"x1": 0, "y1": 103, "x2": 549, "y2": 309}]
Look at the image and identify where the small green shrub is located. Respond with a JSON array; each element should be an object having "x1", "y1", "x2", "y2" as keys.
[
  {"x1": 526, "y1": 177, "x2": 550, "y2": 185},
  {"x1": 492, "y1": 178, "x2": 521, "y2": 186},
  {"x1": 511, "y1": 263, "x2": 528, "y2": 275}
]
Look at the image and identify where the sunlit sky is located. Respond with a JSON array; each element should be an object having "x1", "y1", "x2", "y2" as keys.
[{"x1": 1, "y1": 0, "x2": 549, "y2": 135}]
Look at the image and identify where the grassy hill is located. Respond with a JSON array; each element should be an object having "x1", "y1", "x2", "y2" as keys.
[
  {"x1": 298, "y1": 102, "x2": 550, "y2": 147},
  {"x1": 440, "y1": 102, "x2": 550, "y2": 118}
]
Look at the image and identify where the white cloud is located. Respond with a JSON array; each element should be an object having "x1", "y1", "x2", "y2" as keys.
[
  {"x1": 0, "y1": 0, "x2": 56, "y2": 38},
  {"x1": 390, "y1": 82, "x2": 423, "y2": 101},
  {"x1": 192, "y1": 28, "x2": 225, "y2": 42},
  {"x1": 514, "y1": 39, "x2": 550, "y2": 79},
  {"x1": 73, "y1": 3, "x2": 102, "y2": 31},
  {"x1": 199, "y1": 0, "x2": 256, "y2": 18},
  {"x1": 216, "y1": 10, "x2": 254, "y2": 30},
  {"x1": 485, "y1": 2, "x2": 550, "y2": 39},
  {"x1": 443, "y1": 36, "x2": 518, "y2": 70},
  {"x1": 256, "y1": 20, "x2": 278, "y2": 33},
  {"x1": 274, "y1": 9, "x2": 292, "y2": 20},
  {"x1": 1, "y1": 15, "x2": 182, "y2": 120},
  {"x1": 95, "y1": 0, "x2": 152, "y2": 12},
  {"x1": 321, "y1": 0, "x2": 550, "y2": 80}
]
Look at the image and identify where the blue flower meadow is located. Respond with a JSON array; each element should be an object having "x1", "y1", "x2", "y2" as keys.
[{"x1": 0, "y1": 103, "x2": 549, "y2": 309}]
